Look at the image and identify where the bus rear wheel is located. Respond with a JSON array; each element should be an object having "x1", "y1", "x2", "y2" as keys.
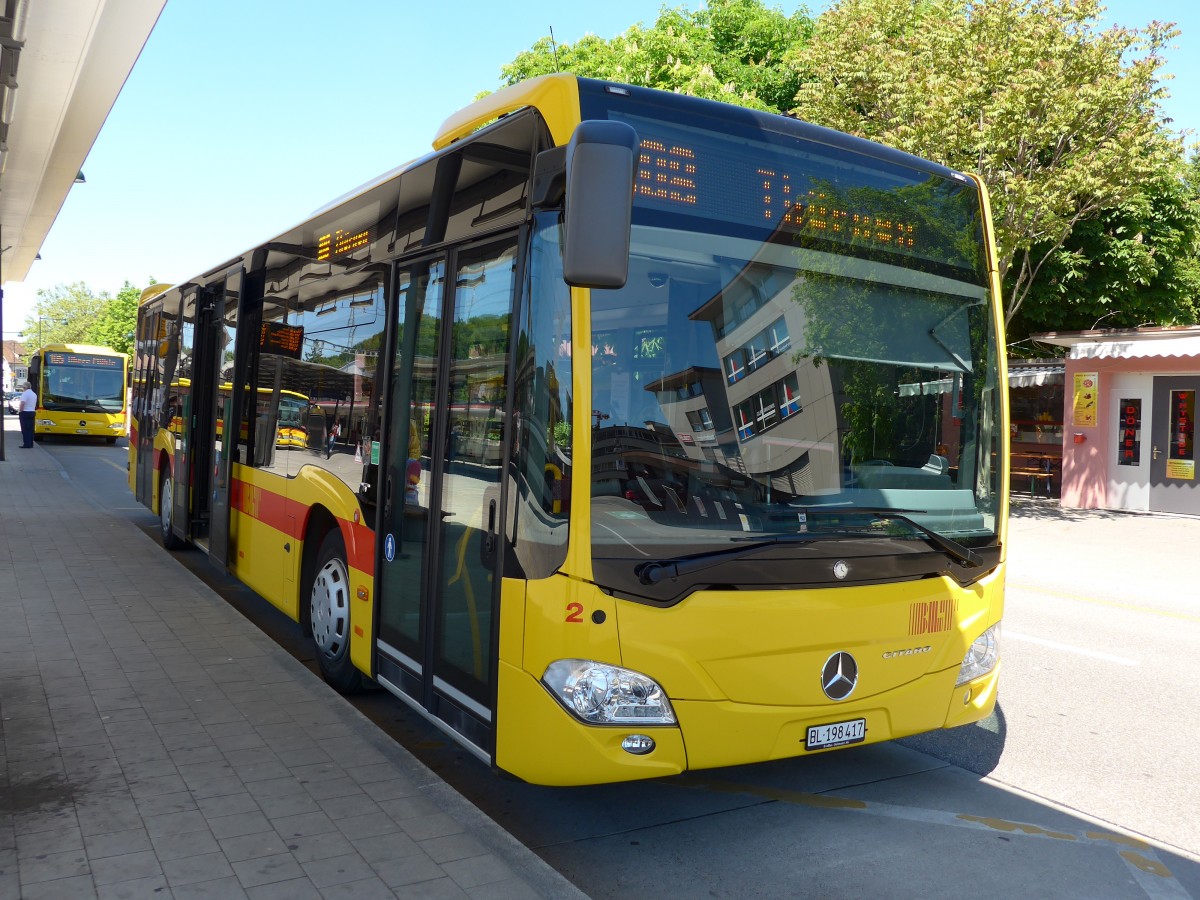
[
  {"x1": 159, "y1": 471, "x2": 185, "y2": 550},
  {"x1": 309, "y1": 529, "x2": 363, "y2": 694}
]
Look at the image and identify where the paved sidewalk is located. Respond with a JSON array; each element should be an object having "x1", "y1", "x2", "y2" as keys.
[{"x1": 0, "y1": 419, "x2": 586, "y2": 899}]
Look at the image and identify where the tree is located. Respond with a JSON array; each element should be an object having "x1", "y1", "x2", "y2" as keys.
[
  {"x1": 22, "y1": 279, "x2": 153, "y2": 357},
  {"x1": 786, "y1": 0, "x2": 1183, "y2": 334},
  {"x1": 88, "y1": 280, "x2": 150, "y2": 357},
  {"x1": 1008, "y1": 152, "x2": 1200, "y2": 341},
  {"x1": 21, "y1": 282, "x2": 108, "y2": 347},
  {"x1": 499, "y1": 0, "x2": 813, "y2": 113}
]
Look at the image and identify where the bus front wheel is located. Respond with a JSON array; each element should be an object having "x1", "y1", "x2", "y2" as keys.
[
  {"x1": 309, "y1": 529, "x2": 363, "y2": 694},
  {"x1": 159, "y1": 471, "x2": 185, "y2": 550}
]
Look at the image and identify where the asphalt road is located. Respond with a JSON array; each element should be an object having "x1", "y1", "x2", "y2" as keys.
[
  {"x1": 35, "y1": 432, "x2": 1200, "y2": 898},
  {"x1": 987, "y1": 500, "x2": 1200, "y2": 856}
]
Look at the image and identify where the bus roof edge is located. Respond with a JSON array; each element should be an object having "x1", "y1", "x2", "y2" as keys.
[{"x1": 433, "y1": 74, "x2": 581, "y2": 151}]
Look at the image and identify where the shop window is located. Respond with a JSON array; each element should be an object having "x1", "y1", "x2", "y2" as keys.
[
  {"x1": 1010, "y1": 382, "x2": 1064, "y2": 444},
  {"x1": 1117, "y1": 398, "x2": 1141, "y2": 466}
]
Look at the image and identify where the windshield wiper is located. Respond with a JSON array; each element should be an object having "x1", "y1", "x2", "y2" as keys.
[
  {"x1": 804, "y1": 506, "x2": 982, "y2": 568},
  {"x1": 634, "y1": 507, "x2": 983, "y2": 586},
  {"x1": 635, "y1": 534, "x2": 820, "y2": 585},
  {"x1": 48, "y1": 400, "x2": 110, "y2": 413}
]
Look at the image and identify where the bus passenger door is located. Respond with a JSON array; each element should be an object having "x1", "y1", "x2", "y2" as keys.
[
  {"x1": 187, "y1": 282, "x2": 229, "y2": 555},
  {"x1": 207, "y1": 268, "x2": 248, "y2": 570},
  {"x1": 376, "y1": 237, "x2": 518, "y2": 761},
  {"x1": 132, "y1": 307, "x2": 164, "y2": 508},
  {"x1": 170, "y1": 289, "x2": 200, "y2": 546}
]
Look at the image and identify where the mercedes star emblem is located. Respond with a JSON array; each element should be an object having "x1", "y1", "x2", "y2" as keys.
[{"x1": 821, "y1": 651, "x2": 858, "y2": 701}]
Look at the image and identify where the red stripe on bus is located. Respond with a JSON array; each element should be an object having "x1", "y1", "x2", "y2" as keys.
[
  {"x1": 228, "y1": 477, "x2": 376, "y2": 574},
  {"x1": 347, "y1": 518, "x2": 375, "y2": 573},
  {"x1": 229, "y1": 478, "x2": 302, "y2": 538}
]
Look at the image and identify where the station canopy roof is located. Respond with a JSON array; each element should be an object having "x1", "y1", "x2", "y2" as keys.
[{"x1": 0, "y1": 0, "x2": 165, "y2": 286}]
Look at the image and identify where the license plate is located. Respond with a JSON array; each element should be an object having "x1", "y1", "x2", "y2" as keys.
[{"x1": 806, "y1": 718, "x2": 866, "y2": 751}]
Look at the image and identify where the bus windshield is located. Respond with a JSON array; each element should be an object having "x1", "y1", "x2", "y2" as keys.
[
  {"x1": 41, "y1": 351, "x2": 126, "y2": 414},
  {"x1": 584, "y1": 106, "x2": 1002, "y2": 582}
]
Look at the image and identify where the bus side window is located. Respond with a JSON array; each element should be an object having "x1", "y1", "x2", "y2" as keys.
[{"x1": 506, "y1": 218, "x2": 572, "y2": 579}]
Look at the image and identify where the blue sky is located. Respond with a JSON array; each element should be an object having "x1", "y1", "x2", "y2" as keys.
[{"x1": 3, "y1": 0, "x2": 1198, "y2": 337}]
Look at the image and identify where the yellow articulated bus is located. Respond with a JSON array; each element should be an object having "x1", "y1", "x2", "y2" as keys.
[
  {"x1": 28, "y1": 343, "x2": 129, "y2": 443},
  {"x1": 128, "y1": 75, "x2": 1007, "y2": 786}
]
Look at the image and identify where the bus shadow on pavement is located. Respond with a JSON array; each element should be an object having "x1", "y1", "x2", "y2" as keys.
[{"x1": 898, "y1": 698, "x2": 1008, "y2": 776}]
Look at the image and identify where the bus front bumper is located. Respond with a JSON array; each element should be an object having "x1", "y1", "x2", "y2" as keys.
[{"x1": 495, "y1": 660, "x2": 999, "y2": 786}]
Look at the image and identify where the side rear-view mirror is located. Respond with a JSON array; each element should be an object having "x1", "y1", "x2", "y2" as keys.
[{"x1": 561, "y1": 120, "x2": 638, "y2": 289}]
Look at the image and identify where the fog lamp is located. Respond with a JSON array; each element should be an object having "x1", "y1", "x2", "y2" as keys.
[{"x1": 622, "y1": 734, "x2": 656, "y2": 755}]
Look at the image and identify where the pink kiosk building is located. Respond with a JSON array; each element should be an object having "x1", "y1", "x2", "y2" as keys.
[{"x1": 1033, "y1": 327, "x2": 1200, "y2": 516}]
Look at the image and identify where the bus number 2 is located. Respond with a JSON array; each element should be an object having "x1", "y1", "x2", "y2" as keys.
[{"x1": 566, "y1": 602, "x2": 584, "y2": 623}]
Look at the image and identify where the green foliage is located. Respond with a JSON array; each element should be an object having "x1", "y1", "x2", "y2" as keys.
[
  {"x1": 22, "y1": 282, "x2": 108, "y2": 348},
  {"x1": 498, "y1": 0, "x2": 1198, "y2": 338},
  {"x1": 1008, "y1": 150, "x2": 1200, "y2": 343},
  {"x1": 787, "y1": 0, "x2": 1184, "y2": 331},
  {"x1": 499, "y1": 0, "x2": 814, "y2": 113},
  {"x1": 22, "y1": 279, "x2": 154, "y2": 357},
  {"x1": 87, "y1": 281, "x2": 149, "y2": 357}
]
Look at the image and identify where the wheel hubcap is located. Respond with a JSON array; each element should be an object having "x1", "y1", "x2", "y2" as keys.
[
  {"x1": 160, "y1": 478, "x2": 173, "y2": 536},
  {"x1": 311, "y1": 556, "x2": 350, "y2": 661}
]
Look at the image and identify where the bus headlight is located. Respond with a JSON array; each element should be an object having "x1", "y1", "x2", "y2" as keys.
[
  {"x1": 956, "y1": 623, "x2": 1000, "y2": 686},
  {"x1": 542, "y1": 659, "x2": 676, "y2": 725}
]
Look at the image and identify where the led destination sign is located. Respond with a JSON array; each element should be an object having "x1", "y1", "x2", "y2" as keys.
[
  {"x1": 635, "y1": 142, "x2": 918, "y2": 253},
  {"x1": 316, "y1": 228, "x2": 370, "y2": 261},
  {"x1": 46, "y1": 352, "x2": 122, "y2": 369},
  {"x1": 622, "y1": 113, "x2": 984, "y2": 277},
  {"x1": 260, "y1": 321, "x2": 304, "y2": 359}
]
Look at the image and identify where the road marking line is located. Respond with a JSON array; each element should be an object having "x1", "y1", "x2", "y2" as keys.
[
  {"x1": 1008, "y1": 581, "x2": 1200, "y2": 624},
  {"x1": 1004, "y1": 630, "x2": 1139, "y2": 666},
  {"x1": 688, "y1": 778, "x2": 1192, "y2": 895},
  {"x1": 1119, "y1": 849, "x2": 1194, "y2": 899}
]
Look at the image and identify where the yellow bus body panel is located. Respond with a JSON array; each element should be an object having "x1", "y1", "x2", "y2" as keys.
[
  {"x1": 35, "y1": 410, "x2": 126, "y2": 439},
  {"x1": 496, "y1": 659, "x2": 688, "y2": 785},
  {"x1": 675, "y1": 663, "x2": 999, "y2": 772},
  {"x1": 227, "y1": 468, "x2": 300, "y2": 618},
  {"x1": 226, "y1": 462, "x2": 375, "y2": 674},
  {"x1": 520, "y1": 574, "x2": 624, "y2": 670},
  {"x1": 495, "y1": 568, "x2": 1001, "y2": 784},
  {"x1": 616, "y1": 573, "x2": 999, "y2": 706},
  {"x1": 434, "y1": 73, "x2": 581, "y2": 150}
]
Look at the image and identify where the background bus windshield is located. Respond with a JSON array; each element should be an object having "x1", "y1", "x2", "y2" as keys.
[{"x1": 41, "y1": 353, "x2": 126, "y2": 413}]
